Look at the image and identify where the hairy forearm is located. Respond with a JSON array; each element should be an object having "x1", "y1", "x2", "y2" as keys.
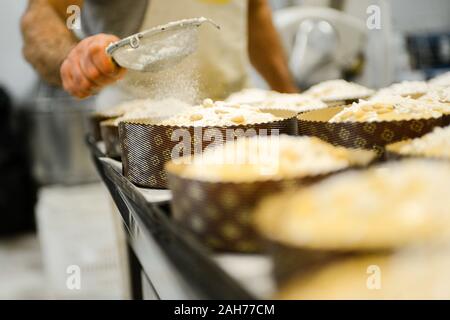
[
  {"x1": 21, "y1": 0, "x2": 79, "y2": 86},
  {"x1": 248, "y1": 0, "x2": 298, "y2": 93}
]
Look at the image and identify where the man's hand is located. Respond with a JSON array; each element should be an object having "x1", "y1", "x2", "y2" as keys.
[{"x1": 60, "y1": 34, "x2": 126, "y2": 98}]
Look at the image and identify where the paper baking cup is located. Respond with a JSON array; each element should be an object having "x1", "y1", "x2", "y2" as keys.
[
  {"x1": 88, "y1": 113, "x2": 120, "y2": 141},
  {"x1": 100, "y1": 120, "x2": 121, "y2": 159},
  {"x1": 166, "y1": 171, "x2": 331, "y2": 253},
  {"x1": 297, "y1": 106, "x2": 450, "y2": 155},
  {"x1": 166, "y1": 150, "x2": 375, "y2": 253},
  {"x1": 269, "y1": 242, "x2": 390, "y2": 286},
  {"x1": 120, "y1": 110, "x2": 299, "y2": 189}
]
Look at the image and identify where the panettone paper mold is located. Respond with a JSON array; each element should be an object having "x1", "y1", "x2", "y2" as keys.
[
  {"x1": 119, "y1": 109, "x2": 299, "y2": 189},
  {"x1": 297, "y1": 106, "x2": 450, "y2": 155},
  {"x1": 166, "y1": 167, "x2": 336, "y2": 253},
  {"x1": 269, "y1": 242, "x2": 391, "y2": 287},
  {"x1": 100, "y1": 119, "x2": 122, "y2": 159},
  {"x1": 89, "y1": 112, "x2": 121, "y2": 142},
  {"x1": 165, "y1": 151, "x2": 376, "y2": 253}
]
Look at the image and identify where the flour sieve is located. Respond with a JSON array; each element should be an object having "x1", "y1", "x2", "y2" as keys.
[{"x1": 106, "y1": 17, "x2": 220, "y2": 72}]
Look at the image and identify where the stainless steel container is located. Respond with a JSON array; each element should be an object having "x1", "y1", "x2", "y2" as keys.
[{"x1": 28, "y1": 95, "x2": 99, "y2": 185}]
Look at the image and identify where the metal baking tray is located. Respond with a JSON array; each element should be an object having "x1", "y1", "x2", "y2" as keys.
[{"x1": 87, "y1": 135, "x2": 274, "y2": 299}]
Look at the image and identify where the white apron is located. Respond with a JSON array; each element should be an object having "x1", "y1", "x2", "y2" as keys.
[{"x1": 96, "y1": 0, "x2": 250, "y2": 110}]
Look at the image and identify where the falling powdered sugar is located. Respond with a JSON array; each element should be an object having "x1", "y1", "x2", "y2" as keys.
[{"x1": 121, "y1": 26, "x2": 201, "y2": 107}]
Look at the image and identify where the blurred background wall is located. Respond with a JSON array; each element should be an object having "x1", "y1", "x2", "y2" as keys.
[
  {"x1": 269, "y1": 0, "x2": 450, "y2": 32},
  {"x1": 0, "y1": 0, "x2": 36, "y2": 104}
]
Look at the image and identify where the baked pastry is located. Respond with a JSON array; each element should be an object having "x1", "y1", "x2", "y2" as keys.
[
  {"x1": 372, "y1": 81, "x2": 429, "y2": 99},
  {"x1": 420, "y1": 86, "x2": 450, "y2": 105},
  {"x1": 276, "y1": 247, "x2": 450, "y2": 299},
  {"x1": 121, "y1": 97, "x2": 297, "y2": 189},
  {"x1": 226, "y1": 89, "x2": 327, "y2": 113},
  {"x1": 160, "y1": 99, "x2": 281, "y2": 126},
  {"x1": 99, "y1": 98, "x2": 192, "y2": 157},
  {"x1": 329, "y1": 95, "x2": 446, "y2": 122},
  {"x1": 429, "y1": 71, "x2": 450, "y2": 87},
  {"x1": 166, "y1": 135, "x2": 374, "y2": 252},
  {"x1": 90, "y1": 99, "x2": 155, "y2": 141},
  {"x1": 303, "y1": 80, "x2": 374, "y2": 102},
  {"x1": 109, "y1": 98, "x2": 191, "y2": 126},
  {"x1": 254, "y1": 159, "x2": 450, "y2": 250},
  {"x1": 109, "y1": 108, "x2": 159, "y2": 126},
  {"x1": 169, "y1": 135, "x2": 375, "y2": 182},
  {"x1": 225, "y1": 88, "x2": 272, "y2": 105},
  {"x1": 256, "y1": 94, "x2": 327, "y2": 113},
  {"x1": 95, "y1": 99, "x2": 151, "y2": 118},
  {"x1": 386, "y1": 125, "x2": 450, "y2": 159}
]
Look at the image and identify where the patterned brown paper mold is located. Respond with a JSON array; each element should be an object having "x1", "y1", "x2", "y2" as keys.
[
  {"x1": 268, "y1": 242, "x2": 390, "y2": 287},
  {"x1": 297, "y1": 106, "x2": 450, "y2": 156},
  {"x1": 88, "y1": 111, "x2": 122, "y2": 141},
  {"x1": 166, "y1": 169, "x2": 331, "y2": 253},
  {"x1": 119, "y1": 110, "x2": 299, "y2": 189},
  {"x1": 100, "y1": 119, "x2": 121, "y2": 159}
]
